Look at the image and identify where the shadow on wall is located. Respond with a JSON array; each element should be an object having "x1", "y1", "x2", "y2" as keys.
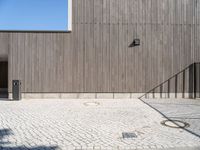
[
  {"x1": 139, "y1": 63, "x2": 200, "y2": 99},
  {"x1": 189, "y1": 63, "x2": 200, "y2": 98},
  {"x1": 0, "y1": 128, "x2": 58, "y2": 150},
  {"x1": 189, "y1": 64, "x2": 195, "y2": 98}
]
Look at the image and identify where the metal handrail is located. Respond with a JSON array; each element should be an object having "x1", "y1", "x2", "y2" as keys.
[{"x1": 139, "y1": 62, "x2": 200, "y2": 100}]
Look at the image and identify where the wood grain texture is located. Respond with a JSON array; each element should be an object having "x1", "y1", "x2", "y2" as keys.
[{"x1": 0, "y1": 0, "x2": 199, "y2": 93}]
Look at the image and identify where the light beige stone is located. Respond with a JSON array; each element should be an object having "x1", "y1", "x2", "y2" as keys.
[
  {"x1": 176, "y1": 93, "x2": 183, "y2": 98},
  {"x1": 8, "y1": 93, "x2": 12, "y2": 100},
  {"x1": 131, "y1": 93, "x2": 145, "y2": 99},
  {"x1": 188, "y1": 93, "x2": 195, "y2": 99},
  {"x1": 78, "y1": 93, "x2": 96, "y2": 99},
  {"x1": 24, "y1": 93, "x2": 42, "y2": 99},
  {"x1": 184, "y1": 93, "x2": 190, "y2": 98},
  {"x1": 160, "y1": 93, "x2": 169, "y2": 98},
  {"x1": 42, "y1": 93, "x2": 61, "y2": 99},
  {"x1": 169, "y1": 93, "x2": 176, "y2": 98},
  {"x1": 61, "y1": 93, "x2": 78, "y2": 99},
  {"x1": 9, "y1": 93, "x2": 24, "y2": 100},
  {"x1": 96, "y1": 93, "x2": 114, "y2": 99},
  {"x1": 114, "y1": 93, "x2": 131, "y2": 99},
  {"x1": 22, "y1": 93, "x2": 26, "y2": 99}
]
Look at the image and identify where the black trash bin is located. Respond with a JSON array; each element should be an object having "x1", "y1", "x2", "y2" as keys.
[{"x1": 12, "y1": 80, "x2": 21, "y2": 100}]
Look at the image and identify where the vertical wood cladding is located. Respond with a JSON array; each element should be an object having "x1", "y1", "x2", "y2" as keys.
[{"x1": 0, "y1": 0, "x2": 200, "y2": 93}]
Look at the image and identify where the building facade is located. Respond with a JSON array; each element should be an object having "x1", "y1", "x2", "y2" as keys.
[{"x1": 0, "y1": 0, "x2": 200, "y2": 99}]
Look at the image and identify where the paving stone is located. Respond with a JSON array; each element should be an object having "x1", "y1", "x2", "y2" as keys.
[{"x1": 0, "y1": 99, "x2": 199, "y2": 150}]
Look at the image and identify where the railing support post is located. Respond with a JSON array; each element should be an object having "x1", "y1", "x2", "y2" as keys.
[
  {"x1": 182, "y1": 70, "x2": 185, "y2": 98},
  {"x1": 168, "y1": 80, "x2": 170, "y2": 98},
  {"x1": 194, "y1": 63, "x2": 197, "y2": 99}
]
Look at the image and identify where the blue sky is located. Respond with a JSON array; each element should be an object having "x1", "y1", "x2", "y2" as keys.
[{"x1": 0, "y1": 0, "x2": 68, "y2": 31}]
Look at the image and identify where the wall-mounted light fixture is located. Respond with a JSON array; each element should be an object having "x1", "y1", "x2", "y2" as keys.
[
  {"x1": 133, "y1": 39, "x2": 140, "y2": 46},
  {"x1": 129, "y1": 39, "x2": 140, "y2": 47}
]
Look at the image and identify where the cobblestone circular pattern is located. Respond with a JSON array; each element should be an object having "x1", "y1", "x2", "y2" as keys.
[{"x1": 161, "y1": 120, "x2": 190, "y2": 129}]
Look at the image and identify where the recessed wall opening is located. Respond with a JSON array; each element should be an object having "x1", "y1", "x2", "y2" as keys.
[{"x1": 0, "y1": 61, "x2": 8, "y2": 98}]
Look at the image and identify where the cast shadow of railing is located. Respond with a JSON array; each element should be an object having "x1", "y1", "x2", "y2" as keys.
[
  {"x1": 139, "y1": 62, "x2": 200, "y2": 139},
  {"x1": 0, "y1": 128, "x2": 58, "y2": 150},
  {"x1": 139, "y1": 62, "x2": 200, "y2": 100},
  {"x1": 139, "y1": 99, "x2": 200, "y2": 139}
]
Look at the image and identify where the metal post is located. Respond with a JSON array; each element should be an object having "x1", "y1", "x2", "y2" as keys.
[
  {"x1": 12, "y1": 80, "x2": 21, "y2": 100},
  {"x1": 194, "y1": 63, "x2": 197, "y2": 99}
]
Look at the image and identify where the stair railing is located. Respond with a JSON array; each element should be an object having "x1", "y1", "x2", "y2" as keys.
[{"x1": 139, "y1": 62, "x2": 200, "y2": 100}]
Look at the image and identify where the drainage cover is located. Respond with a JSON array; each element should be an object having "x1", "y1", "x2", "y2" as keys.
[
  {"x1": 84, "y1": 102, "x2": 100, "y2": 106},
  {"x1": 161, "y1": 120, "x2": 190, "y2": 129},
  {"x1": 122, "y1": 132, "x2": 137, "y2": 139}
]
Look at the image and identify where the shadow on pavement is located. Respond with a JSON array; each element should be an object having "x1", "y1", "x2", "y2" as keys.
[
  {"x1": 0, "y1": 146, "x2": 58, "y2": 150},
  {"x1": 0, "y1": 128, "x2": 58, "y2": 150},
  {"x1": 139, "y1": 98, "x2": 200, "y2": 139}
]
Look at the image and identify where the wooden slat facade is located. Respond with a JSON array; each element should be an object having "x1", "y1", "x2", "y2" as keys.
[{"x1": 0, "y1": 0, "x2": 199, "y2": 93}]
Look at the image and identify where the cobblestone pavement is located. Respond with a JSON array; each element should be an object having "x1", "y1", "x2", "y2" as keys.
[
  {"x1": 143, "y1": 99, "x2": 200, "y2": 140},
  {"x1": 0, "y1": 99, "x2": 199, "y2": 150}
]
